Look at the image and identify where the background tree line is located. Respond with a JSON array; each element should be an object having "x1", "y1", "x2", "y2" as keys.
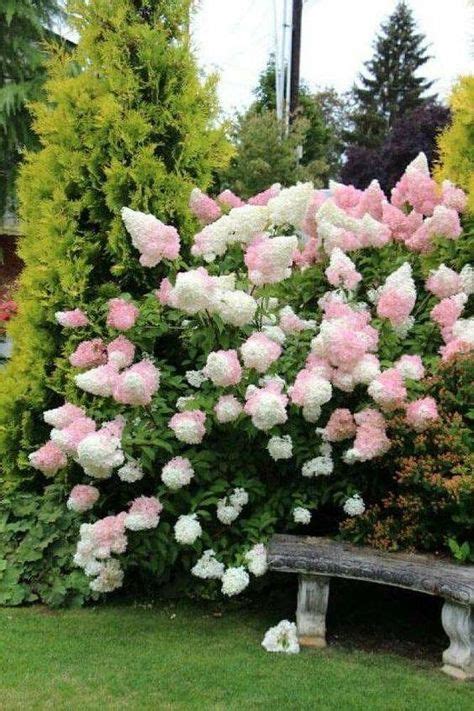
[
  {"x1": 0, "y1": 0, "x2": 461, "y2": 215},
  {"x1": 218, "y1": 0, "x2": 451, "y2": 197}
]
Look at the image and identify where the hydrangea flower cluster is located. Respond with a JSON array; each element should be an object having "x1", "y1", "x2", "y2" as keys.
[
  {"x1": 121, "y1": 207, "x2": 180, "y2": 267},
  {"x1": 216, "y1": 487, "x2": 248, "y2": 525},
  {"x1": 29, "y1": 155, "x2": 472, "y2": 601},
  {"x1": 262, "y1": 620, "x2": 300, "y2": 654}
]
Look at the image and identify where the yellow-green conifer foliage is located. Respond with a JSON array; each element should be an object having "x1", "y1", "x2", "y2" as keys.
[
  {"x1": 0, "y1": 0, "x2": 231, "y2": 483},
  {"x1": 435, "y1": 76, "x2": 474, "y2": 213}
]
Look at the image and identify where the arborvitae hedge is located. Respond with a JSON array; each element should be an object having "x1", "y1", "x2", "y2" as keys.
[
  {"x1": 0, "y1": 0, "x2": 231, "y2": 485},
  {"x1": 435, "y1": 76, "x2": 474, "y2": 214}
]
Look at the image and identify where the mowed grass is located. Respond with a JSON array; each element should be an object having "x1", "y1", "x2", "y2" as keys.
[{"x1": 1, "y1": 597, "x2": 472, "y2": 711}]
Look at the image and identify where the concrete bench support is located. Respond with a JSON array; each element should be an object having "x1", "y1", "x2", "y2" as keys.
[
  {"x1": 441, "y1": 601, "x2": 474, "y2": 680},
  {"x1": 269, "y1": 534, "x2": 474, "y2": 680},
  {"x1": 297, "y1": 574, "x2": 330, "y2": 648}
]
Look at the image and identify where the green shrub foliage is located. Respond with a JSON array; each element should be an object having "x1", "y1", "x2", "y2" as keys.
[
  {"x1": 3, "y1": 148, "x2": 470, "y2": 604},
  {"x1": 0, "y1": 484, "x2": 92, "y2": 607},
  {"x1": 0, "y1": 0, "x2": 231, "y2": 484}
]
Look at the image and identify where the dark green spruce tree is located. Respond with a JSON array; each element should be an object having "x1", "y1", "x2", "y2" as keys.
[
  {"x1": 0, "y1": 0, "x2": 65, "y2": 215},
  {"x1": 349, "y1": 0, "x2": 434, "y2": 149}
]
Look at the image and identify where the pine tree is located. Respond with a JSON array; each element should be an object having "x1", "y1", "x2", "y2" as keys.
[
  {"x1": 349, "y1": 1, "x2": 434, "y2": 149},
  {"x1": 0, "y1": 0, "x2": 231, "y2": 482},
  {"x1": 0, "y1": 0, "x2": 64, "y2": 215}
]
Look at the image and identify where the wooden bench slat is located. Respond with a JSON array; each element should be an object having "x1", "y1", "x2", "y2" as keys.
[{"x1": 268, "y1": 535, "x2": 474, "y2": 606}]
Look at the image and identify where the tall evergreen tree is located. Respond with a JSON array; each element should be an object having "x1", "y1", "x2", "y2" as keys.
[
  {"x1": 0, "y1": 0, "x2": 64, "y2": 215},
  {"x1": 349, "y1": 1, "x2": 434, "y2": 148},
  {"x1": 0, "y1": 0, "x2": 230, "y2": 482}
]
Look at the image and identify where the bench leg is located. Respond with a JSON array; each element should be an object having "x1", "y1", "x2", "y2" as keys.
[
  {"x1": 296, "y1": 574, "x2": 330, "y2": 648},
  {"x1": 441, "y1": 601, "x2": 474, "y2": 680}
]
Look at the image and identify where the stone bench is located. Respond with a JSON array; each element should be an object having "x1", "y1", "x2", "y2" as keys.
[{"x1": 268, "y1": 534, "x2": 474, "y2": 680}]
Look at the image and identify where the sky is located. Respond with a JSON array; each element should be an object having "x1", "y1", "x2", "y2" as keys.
[{"x1": 192, "y1": 0, "x2": 474, "y2": 116}]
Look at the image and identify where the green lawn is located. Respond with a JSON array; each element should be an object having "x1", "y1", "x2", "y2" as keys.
[{"x1": 1, "y1": 597, "x2": 472, "y2": 711}]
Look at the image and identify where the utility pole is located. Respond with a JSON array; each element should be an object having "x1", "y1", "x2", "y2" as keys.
[{"x1": 289, "y1": 0, "x2": 302, "y2": 123}]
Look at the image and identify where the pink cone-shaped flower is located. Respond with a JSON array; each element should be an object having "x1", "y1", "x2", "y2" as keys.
[
  {"x1": 426, "y1": 264, "x2": 463, "y2": 299},
  {"x1": 368, "y1": 369, "x2": 407, "y2": 411},
  {"x1": 247, "y1": 183, "x2": 281, "y2": 206},
  {"x1": 55, "y1": 308, "x2": 89, "y2": 328},
  {"x1": 100, "y1": 415, "x2": 126, "y2": 439},
  {"x1": 50, "y1": 416, "x2": 97, "y2": 455},
  {"x1": 204, "y1": 349, "x2": 242, "y2": 386},
  {"x1": 67, "y1": 484, "x2": 100, "y2": 513},
  {"x1": 325, "y1": 248, "x2": 362, "y2": 290},
  {"x1": 107, "y1": 298, "x2": 139, "y2": 331},
  {"x1": 75, "y1": 363, "x2": 119, "y2": 397},
  {"x1": 394, "y1": 354, "x2": 425, "y2": 381},
  {"x1": 169, "y1": 409, "x2": 206, "y2": 444},
  {"x1": 214, "y1": 395, "x2": 243, "y2": 423},
  {"x1": 441, "y1": 180, "x2": 467, "y2": 213},
  {"x1": 279, "y1": 306, "x2": 315, "y2": 334},
  {"x1": 121, "y1": 207, "x2": 180, "y2": 267},
  {"x1": 28, "y1": 441, "x2": 67, "y2": 476},
  {"x1": 161, "y1": 456, "x2": 194, "y2": 490},
  {"x1": 352, "y1": 179, "x2": 385, "y2": 220},
  {"x1": 245, "y1": 234, "x2": 297, "y2": 285},
  {"x1": 305, "y1": 354, "x2": 333, "y2": 380},
  {"x1": 440, "y1": 338, "x2": 472, "y2": 362},
  {"x1": 107, "y1": 335, "x2": 135, "y2": 369},
  {"x1": 381, "y1": 202, "x2": 423, "y2": 243},
  {"x1": 112, "y1": 360, "x2": 160, "y2": 406},
  {"x1": 79, "y1": 513, "x2": 128, "y2": 560},
  {"x1": 125, "y1": 496, "x2": 163, "y2": 530},
  {"x1": 405, "y1": 397, "x2": 439, "y2": 432},
  {"x1": 426, "y1": 205, "x2": 462, "y2": 240},
  {"x1": 391, "y1": 153, "x2": 440, "y2": 216},
  {"x1": 323, "y1": 409, "x2": 356, "y2": 442},
  {"x1": 240, "y1": 333, "x2": 282, "y2": 373},
  {"x1": 376, "y1": 263, "x2": 416, "y2": 327},
  {"x1": 217, "y1": 189, "x2": 245, "y2": 209},
  {"x1": 43, "y1": 403, "x2": 85, "y2": 429},
  {"x1": 244, "y1": 379, "x2": 288, "y2": 431},
  {"x1": 69, "y1": 339, "x2": 107, "y2": 368},
  {"x1": 430, "y1": 294, "x2": 466, "y2": 338},
  {"x1": 76, "y1": 430, "x2": 124, "y2": 479},
  {"x1": 301, "y1": 190, "x2": 327, "y2": 239},
  {"x1": 342, "y1": 409, "x2": 390, "y2": 463},
  {"x1": 332, "y1": 182, "x2": 362, "y2": 210},
  {"x1": 155, "y1": 277, "x2": 175, "y2": 306},
  {"x1": 189, "y1": 188, "x2": 221, "y2": 224}
]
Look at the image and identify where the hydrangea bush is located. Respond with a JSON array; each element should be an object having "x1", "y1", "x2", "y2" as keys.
[{"x1": 27, "y1": 153, "x2": 473, "y2": 598}]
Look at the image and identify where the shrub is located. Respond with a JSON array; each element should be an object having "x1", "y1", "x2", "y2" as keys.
[
  {"x1": 435, "y1": 76, "x2": 474, "y2": 213},
  {"x1": 0, "y1": 484, "x2": 93, "y2": 607},
  {"x1": 14, "y1": 151, "x2": 472, "y2": 605},
  {"x1": 341, "y1": 355, "x2": 474, "y2": 558},
  {"x1": 0, "y1": 0, "x2": 231, "y2": 484}
]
